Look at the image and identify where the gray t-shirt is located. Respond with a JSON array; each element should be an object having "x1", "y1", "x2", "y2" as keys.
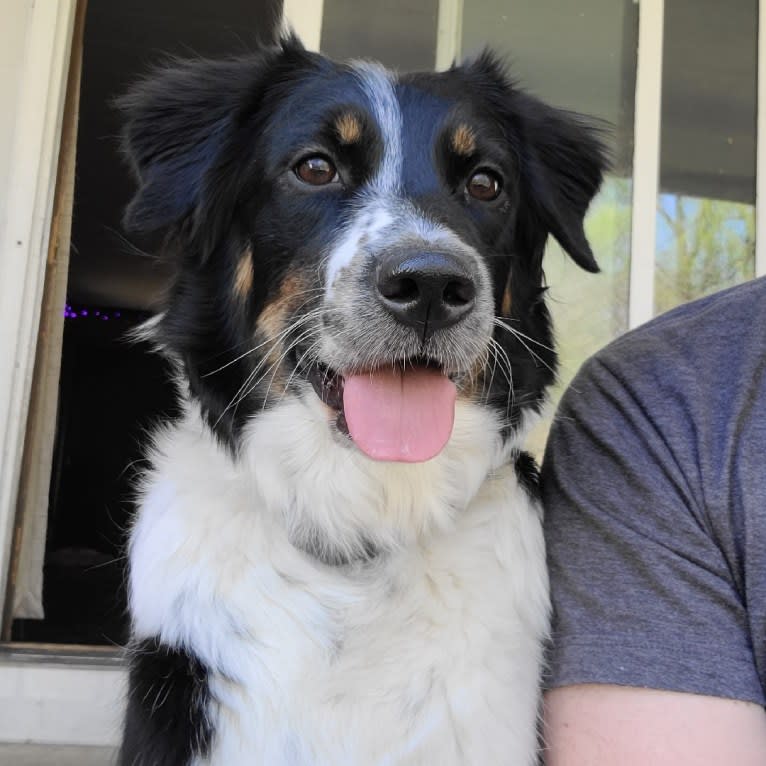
[{"x1": 542, "y1": 277, "x2": 766, "y2": 705}]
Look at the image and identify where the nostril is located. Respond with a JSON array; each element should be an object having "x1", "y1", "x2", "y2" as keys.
[
  {"x1": 443, "y1": 278, "x2": 475, "y2": 307},
  {"x1": 375, "y1": 251, "x2": 477, "y2": 336},
  {"x1": 379, "y1": 275, "x2": 419, "y2": 304}
]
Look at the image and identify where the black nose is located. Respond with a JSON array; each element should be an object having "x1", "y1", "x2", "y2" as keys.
[{"x1": 376, "y1": 251, "x2": 476, "y2": 339}]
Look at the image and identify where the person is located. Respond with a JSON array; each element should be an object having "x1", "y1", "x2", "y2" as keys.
[{"x1": 540, "y1": 276, "x2": 766, "y2": 764}]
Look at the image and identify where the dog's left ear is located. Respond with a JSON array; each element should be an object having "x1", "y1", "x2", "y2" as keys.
[
  {"x1": 465, "y1": 52, "x2": 610, "y2": 273},
  {"x1": 516, "y1": 98, "x2": 609, "y2": 273}
]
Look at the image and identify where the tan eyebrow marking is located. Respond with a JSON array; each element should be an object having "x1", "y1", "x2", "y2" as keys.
[
  {"x1": 335, "y1": 112, "x2": 363, "y2": 144},
  {"x1": 233, "y1": 249, "x2": 254, "y2": 300},
  {"x1": 451, "y1": 123, "x2": 477, "y2": 156}
]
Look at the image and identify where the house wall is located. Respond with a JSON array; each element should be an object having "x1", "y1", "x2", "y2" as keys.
[{"x1": 0, "y1": 661, "x2": 124, "y2": 746}]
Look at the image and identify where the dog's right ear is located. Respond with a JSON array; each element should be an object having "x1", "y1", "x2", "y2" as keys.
[{"x1": 118, "y1": 36, "x2": 309, "y2": 237}]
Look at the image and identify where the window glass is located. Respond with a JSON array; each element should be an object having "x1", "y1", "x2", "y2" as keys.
[
  {"x1": 654, "y1": 0, "x2": 757, "y2": 314},
  {"x1": 320, "y1": 0, "x2": 439, "y2": 71}
]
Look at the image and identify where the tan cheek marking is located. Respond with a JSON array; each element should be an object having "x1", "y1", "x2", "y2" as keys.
[
  {"x1": 233, "y1": 250, "x2": 254, "y2": 300},
  {"x1": 335, "y1": 112, "x2": 362, "y2": 144},
  {"x1": 501, "y1": 281, "x2": 512, "y2": 316},
  {"x1": 451, "y1": 124, "x2": 476, "y2": 156},
  {"x1": 256, "y1": 273, "x2": 308, "y2": 341},
  {"x1": 254, "y1": 273, "x2": 309, "y2": 394}
]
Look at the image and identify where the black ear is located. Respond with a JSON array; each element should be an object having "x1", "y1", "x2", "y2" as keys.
[
  {"x1": 465, "y1": 52, "x2": 610, "y2": 273},
  {"x1": 516, "y1": 98, "x2": 609, "y2": 272},
  {"x1": 118, "y1": 36, "x2": 309, "y2": 237},
  {"x1": 119, "y1": 57, "x2": 257, "y2": 234}
]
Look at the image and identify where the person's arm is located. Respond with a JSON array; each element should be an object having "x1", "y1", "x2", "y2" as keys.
[
  {"x1": 541, "y1": 331, "x2": 766, "y2": 763},
  {"x1": 544, "y1": 684, "x2": 766, "y2": 765}
]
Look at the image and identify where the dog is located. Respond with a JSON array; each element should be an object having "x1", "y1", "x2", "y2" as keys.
[{"x1": 117, "y1": 34, "x2": 606, "y2": 766}]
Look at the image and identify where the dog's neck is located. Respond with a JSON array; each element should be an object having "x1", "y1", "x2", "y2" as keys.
[{"x1": 150, "y1": 391, "x2": 519, "y2": 565}]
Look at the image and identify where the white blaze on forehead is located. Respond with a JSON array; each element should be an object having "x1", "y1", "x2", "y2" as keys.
[
  {"x1": 325, "y1": 201, "x2": 393, "y2": 290},
  {"x1": 324, "y1": 65, "x2": 482, "y2": 296},
  {"x1": 351, "y1": 61, "x2": 402, "y2": 192}
]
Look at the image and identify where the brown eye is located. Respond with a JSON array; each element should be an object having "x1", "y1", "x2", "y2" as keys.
[
  {"x1": 467, "y1": 169, "x2": 502, "y2": 201},
  {"x1": 294, "y1": 155, "x2": 338, "y2": 186}
]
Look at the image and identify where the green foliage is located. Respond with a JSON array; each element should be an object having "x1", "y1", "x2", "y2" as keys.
[
  {"x1": 655, "y1": 195, "x2": 755, "y2": 314},
  {"x1": 525, "y1": 180, "x2": 756, "y2": 458}
]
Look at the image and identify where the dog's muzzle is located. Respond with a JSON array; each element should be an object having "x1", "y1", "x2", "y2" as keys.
[{"x1": 313, "y1": 237, "x2": 490, "y2": 465}]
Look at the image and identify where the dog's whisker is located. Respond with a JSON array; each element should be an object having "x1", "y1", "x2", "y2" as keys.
[
  {"x1": 203, "y1": 307, "x2": 325, "y2": 379},
  {"x1": 278, "y1": 339, "x2": 323, "y2": 405},
  {"x1": 211, "y1": 308, "x2": 329, "y2": 427},
  {"x1": 492, "y1": 319, "x2": 555, "y2": 376},
  {"x1": 259, "y1": 326, "x2": 322, "y2": 410},
  {"x1": 493, "y1": 317, "x2": 557, "y2": 354},
  {"x1": 487, "y1": 337, "x2": 516, "y2": 418}
]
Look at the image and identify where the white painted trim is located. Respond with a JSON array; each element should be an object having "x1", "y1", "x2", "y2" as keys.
[
  {"x1": 283, "y1": 0, "x2": 324, "y2": 52},
  {"x1": 0, "y1": 663, "x2": 125, "y2": 746},
  {"x1": 628, "y1": 0, "x2": 664, "y2": 327},
  {"x1": 758, "y1": 0, "x2": 766, "y2": 277},
  {"x1": 0, "y1": 0, "x2": 77, "y2": 620},
  {"x1": 435, "y1": 0, "x2": 464, "y2": 71}
]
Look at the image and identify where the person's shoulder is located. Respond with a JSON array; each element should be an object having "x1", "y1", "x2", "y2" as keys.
[{"x1": 582, "y1": 277, "x2": 766, "y2": 383}]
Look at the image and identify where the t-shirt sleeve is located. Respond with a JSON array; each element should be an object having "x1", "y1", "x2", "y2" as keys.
[{"x1": 541, "y1": 347, "x2": 764, "y2": 705}]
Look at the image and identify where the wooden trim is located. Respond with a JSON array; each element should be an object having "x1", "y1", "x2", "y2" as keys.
[
  {"x1": 282, "y1": 0, "x2": 324, "y2": 51},
  {"x1": 435, "y1": 0, "x2": 464, "y2": 71},
  {"x1": 628, "y1": 0, "x2": 664, "y2": 327},
  {"x1": 0, "y1": 641, "x2": 122, "y2": 665},
  {"x1": 3, "y1": 0, "x2": 88, "y2": 637},
  {"x1": 0, "y1": 0, "x2": 78, "y2": 639}
]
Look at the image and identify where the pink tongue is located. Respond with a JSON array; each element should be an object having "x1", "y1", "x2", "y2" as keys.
[{"x1": 342, "y1": 368, "x2": 457, "y2": 463}]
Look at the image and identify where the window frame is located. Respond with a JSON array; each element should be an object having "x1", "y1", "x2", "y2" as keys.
[{"x1": 0, "y1": 0, "x2": 80, "y2": 640}]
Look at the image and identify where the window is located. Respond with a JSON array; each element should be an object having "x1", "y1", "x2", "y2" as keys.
[{"x1": 655, "y1": 0, "x2": 757, "y2": 312}]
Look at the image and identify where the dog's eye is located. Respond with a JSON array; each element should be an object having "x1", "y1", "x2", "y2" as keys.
[
  {"x1": 466, "y1": 170, "x2": 502, "y2": 201},
  {"x1": 294, "y1": 155, "x2": 339, "y2": 186}
]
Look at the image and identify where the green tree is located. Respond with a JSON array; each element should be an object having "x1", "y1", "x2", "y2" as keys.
[{"x1": 655, "y1": 195, "x2": 755, "y2": 314}]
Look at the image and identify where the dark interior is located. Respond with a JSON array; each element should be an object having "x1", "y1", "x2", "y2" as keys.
[
  {"x1": 12, "y1": 309, "x2": 177, "y2": 645},
  {"x1": 11, "y1": 0, "x2": 283, "y2": 646}
]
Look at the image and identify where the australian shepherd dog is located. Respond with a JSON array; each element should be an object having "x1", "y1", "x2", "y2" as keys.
[{"x1": 117, "y1": 34, "x2": 606, "y2": 766}]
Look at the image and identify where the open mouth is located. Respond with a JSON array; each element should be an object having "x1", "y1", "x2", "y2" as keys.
[{"x1": 308, "y1": 359, "x2": 458, "y2": 463}]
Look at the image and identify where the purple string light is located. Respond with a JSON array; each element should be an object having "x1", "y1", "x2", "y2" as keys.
[{"x1": 63, "y1": 304, "x2": 128, "y2": 321}]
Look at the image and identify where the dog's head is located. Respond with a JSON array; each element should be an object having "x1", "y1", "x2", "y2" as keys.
[{"x1": 121, "y1": 36, "x2": 607, "y2": 463}]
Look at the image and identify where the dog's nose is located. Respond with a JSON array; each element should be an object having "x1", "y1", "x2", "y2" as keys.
[{"x1": 376, "y1": 251, "x2": 476, "y2": 338}]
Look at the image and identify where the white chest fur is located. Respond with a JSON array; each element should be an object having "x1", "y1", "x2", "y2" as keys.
[{"x1": 128, "y1": 398, "x2": 549, "y2": 765}]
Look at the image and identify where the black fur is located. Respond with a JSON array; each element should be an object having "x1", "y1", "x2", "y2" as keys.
[
  {"x1": 514, "y1": 450, "x2": 542, "y2": 501},
  {"x1": 119, "y1": 638, "x2": 213, "y2": 766}
]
